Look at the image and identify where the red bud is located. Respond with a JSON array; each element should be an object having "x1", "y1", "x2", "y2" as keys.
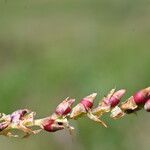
[
  {"x1": 80, "y1": 93, "x2": 96, "y2": 110},
  {"x1": 80, "y1": 98, "x2": 93, "y2": 110},
  {"x1": 41, "y1": 118, "x2": 64, "y2": 132},
  {"x1": 133, "y1": 87, "x2": 150, "y2": 105},
  {"x1": 70, "y1": 93, "x2": 97, "y2": 119},
  {"x1": 55, "y1": 98, "x2": 75, "y2": 116},
  {"x1": 104, "y1": 89, "x2": 126, "y2": 107}
]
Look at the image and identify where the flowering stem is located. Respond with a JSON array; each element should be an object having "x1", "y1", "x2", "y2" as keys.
[{"x1": 0, "y1": 87, "x2": 149, "y2": 138}]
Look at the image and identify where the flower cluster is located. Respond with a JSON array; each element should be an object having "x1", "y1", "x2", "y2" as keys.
[{"x1": 0, "y1": 87, "x2": 149, "y2": 138}]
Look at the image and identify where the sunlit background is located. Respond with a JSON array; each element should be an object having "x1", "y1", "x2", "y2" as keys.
[{"x1": 0, "y1": 0, "x2": 150, "y2": 150}]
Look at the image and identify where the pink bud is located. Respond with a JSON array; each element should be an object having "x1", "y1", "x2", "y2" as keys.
[
  {"x1": 104, "y1": 89, "x2": 126, "y2": 107},
  {"x1": 80, "y1": 93, "x2": 97, "y2": 110},
  {"x1": 70, "y1": 93, "x2": 97, "y2": 119},
  {"x1": 144, "y1": 99, "x2": 150, "y2": 112},
  {"x1": 55, "y1": 98, "x2": 75, "y2": 116},
  {"x1": 133, "y1": 87, "x2": 150, "y2": 105},
  {"x1": 80, "y1": 98, "x2": 93, "y2": 110},
  {"x1": 41, "y1": 118, "x2": 64, "y2": 132}
]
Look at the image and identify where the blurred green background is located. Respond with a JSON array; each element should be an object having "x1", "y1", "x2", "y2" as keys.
[{"x1": 0, "y1": 0, "x2": 150, "y2": 150}]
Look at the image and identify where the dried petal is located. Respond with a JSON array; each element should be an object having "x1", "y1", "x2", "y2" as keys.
[
  {"x1": 120, "y1": 96, "x2": 138, "y2": 112},
  {"x1": 0, "y1": 114, "x2": 11, "y2": 122},
  {"x1": 92, "y1": 104, "x2": 110, "y2": 117},
  {"x1": 21, "y1": 111, "x2": 36, "y2": 126},
  {"x1": 110, "y1": 106, "x2": 125, "y2": 119},
  {"x1": 0, "y1": 122, "x2": 9, "y2": 132},
  {"x1": 87, "y1": 111, "x2": 107, "y2": 127}
]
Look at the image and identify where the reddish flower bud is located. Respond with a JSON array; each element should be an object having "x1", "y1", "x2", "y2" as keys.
[
  {"x1": 80, "y1": 93, "x2": 96, "y2": 110},
  {"x1": 104, "y1": 89, "x2": 126, "y2": 107},
  {"x1": 70, "y1": 93, "x2": 97, "y2": 119},
  {"x1": 80, "y1": 98, "x2": 93, "y2": 110},
  {"x1": 41, "y1": 118, "x2": 64, "y2": 132},
  {"x1": 144, "y1": 99, "x2": 150, "y2": 112},
  {"x1": 55, "y1": 98, "x2": 75, "y2": 116},
  {"x1": 133, "y1": 87, "x2": 150, "y2": 105}
]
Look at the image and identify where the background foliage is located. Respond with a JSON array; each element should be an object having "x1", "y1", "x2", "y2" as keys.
[{"x1": 0, "y1": 0, "x2": 150, "y2": 150}]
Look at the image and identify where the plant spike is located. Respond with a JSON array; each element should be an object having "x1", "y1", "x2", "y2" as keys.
[{"x1": 0, "y1": 86, "x2": 149, "y2": 138}]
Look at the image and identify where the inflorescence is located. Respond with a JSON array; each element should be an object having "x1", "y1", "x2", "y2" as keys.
[{"x1": 0, "y1": 87, "x2": 149, "y2": 138}]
